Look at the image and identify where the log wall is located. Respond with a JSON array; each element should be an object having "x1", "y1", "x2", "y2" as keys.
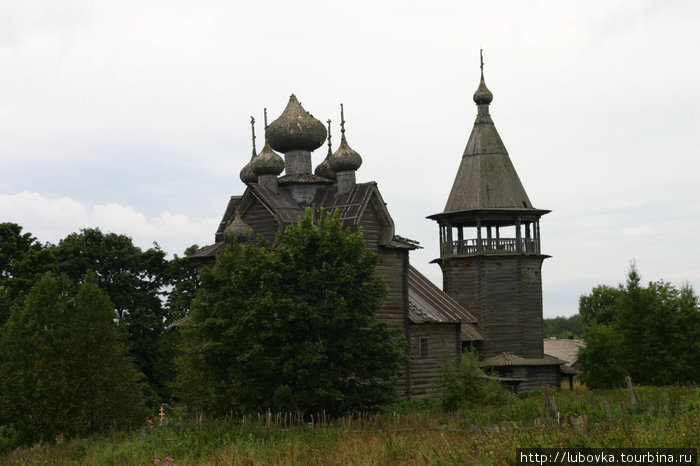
[
  {"x1": 496, "y1": 365, "x2": 561, "y2": 392},
  {"x1": 408, "y1": 323, "x2": 461, "y2": 398},
  {"x1": 441, "y1": 254, "x2": 545, "y2": 359},
  {"x1": 242, "y1": 199, "x2": 281, "y2": 243}
]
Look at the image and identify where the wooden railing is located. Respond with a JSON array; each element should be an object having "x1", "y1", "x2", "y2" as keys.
[{"x1": 440, "y1": 238, "x2": 540, "y2": 257}]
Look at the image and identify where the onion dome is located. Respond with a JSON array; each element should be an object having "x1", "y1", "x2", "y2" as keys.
[
  {"x1": 314, "y1": 119, "x2": 336, "y2": 180},
  {"x1": 223, "y1": 212, "x2": 251, "y2": 243},
  {"x1": 473, "y1": 49, "x2": 493, "y2": 105},
  {"x1": 240, "y1": 153, "x2": 257, "y2": 184},
  {"x1": 267, "y1": 94, "x2": 327, "y2": 153},
  {"x1": 251, "y1": 141, "x2": 284, "y2": 176},
  {"x1": 240, "y1": 116, "x2": 258, "y2": 184},
  {"x1": 329, "y1": 104, "x2": 362, "y2": 172}
]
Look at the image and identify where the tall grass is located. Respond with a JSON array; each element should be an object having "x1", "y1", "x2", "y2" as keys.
[{"x1": 2, "y1": 385, "x2": 698, "y2": 465}]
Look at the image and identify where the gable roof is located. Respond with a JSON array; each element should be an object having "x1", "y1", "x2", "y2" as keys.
[
  {"x1": 543, "y1": 338, "x2": 586, "y2": 367},
  {"x1": 407, "y1": 265, "x2": 478, "y2": 324},
  {"x1": 407, "y1": 265, "x2": 483, "y2": 340},
  {"x1": 481, "y1": 352, "x2": 566, "y2": 367},
  {"x1": 192, "y1": 181, "x2": 419, "y2": 259}
]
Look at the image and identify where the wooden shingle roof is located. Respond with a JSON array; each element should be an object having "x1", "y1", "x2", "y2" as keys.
[
  {"x1": 407, "y1": 266, "x2": 483, "y2": 340},
  {"x1": 407, "y1": 265, "x2": 478, "y2": 324},
  {"x1": 481, "y1": 352, "x2": 566, "y2": 368}
]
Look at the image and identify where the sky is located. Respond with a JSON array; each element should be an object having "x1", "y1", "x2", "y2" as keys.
[{"x1": 1, "y1": 0, "x2": 699, "y2": 317}]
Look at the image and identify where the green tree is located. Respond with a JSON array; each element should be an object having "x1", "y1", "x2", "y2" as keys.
[
  {"x1": 0, "y1": 272, "x2": 145, "y2": 447},
  {"x1": 52, "y1": 228, "x2": 169, "y2": 403},
  {"x1": 543, "y1": 314, "x2": 583, "y2": 338},
  {"x1": 579, "y1": 284, "x2": 622, "y2": 326},
  {"x1": 578, "y1": 323, "x2": 626, "y2": 388},
  {"x1": 164, "y1": 244, "x2": 202, "y2": 324},
  {"x1": 175, "y1": 210, "x2": 405, "y2": 416},
  {"x1": 0, "y1": 223, "x2": 54, "y2": 325},
  {"x1": 579, "y1": 264, "x2": 700, "y2": 387}
]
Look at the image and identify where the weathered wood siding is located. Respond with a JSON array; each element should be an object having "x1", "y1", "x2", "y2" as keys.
[
  {"x1": 357, "y1": 199, "x2": 384, "y2": 249},
  {"x1": 496, "y1": 365, "x2": 561, "y2": 392},
  {"x1": 374, "y1": 248, "x2": 409, "y2": 397},
  {"x1": 242, "y1": 198, "x2": 280, "y2": 243},
  {"x1": 441, "y1": 255, "x2": 545, "y2": 359},
  {"x1": 408, "y1": 324, "x2": 461, "y2": 398}
]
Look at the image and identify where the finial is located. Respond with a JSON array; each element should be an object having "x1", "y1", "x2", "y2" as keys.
[
  {"x1": 326, "y1": 119, "x2": 332, "y2": 155},
  {"x1": 250, "y1": 116, "x2": 257, "y2": 155},
  {"x1": 340, "y1": 103, "x2": 346, "y2": 140},
  {"x1": 264, "y1": 108, "x2": 268, "y2": 129},
  {"x1": 473, "y1": 49, "x2": 493, "y2": 106}
]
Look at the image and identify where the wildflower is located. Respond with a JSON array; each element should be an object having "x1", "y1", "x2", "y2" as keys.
[
  {"x1": 154, "y1": 459, "x2": 161, "y2": 464},
  {"x1": 166, "y1": 457, "x2": 173, "y2": 462}
]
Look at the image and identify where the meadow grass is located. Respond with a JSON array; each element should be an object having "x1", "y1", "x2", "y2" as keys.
[{"x1": 2, "y1": 385, "x2": 697, "y2": 465}]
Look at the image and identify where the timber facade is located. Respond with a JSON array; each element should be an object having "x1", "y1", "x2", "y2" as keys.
[{"x1": 191, "y1": 60, "x2": 564, "y2": 397}]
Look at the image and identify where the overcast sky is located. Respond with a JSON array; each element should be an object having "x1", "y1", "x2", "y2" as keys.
[{"x1": 1, "y1": 0, "x2": 699, "y2": 317}]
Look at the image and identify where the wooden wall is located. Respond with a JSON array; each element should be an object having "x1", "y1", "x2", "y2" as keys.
[
  {"x1": 358, "y1": 199, "x2": 384, "y2": 249},
  {"x1": 441, "y1": 255, "x2": 545, "y2": 359},
  {"x1": 494, "y1": 365, "x2": 561, "y2": 392},
  {"x1": 408, "y1": 323, "x2": 461, "y2": 398},
  {"x1": 242, "y1": 198, "x2": 281, "y2": 243}
]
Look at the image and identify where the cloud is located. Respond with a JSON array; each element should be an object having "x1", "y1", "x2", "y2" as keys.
[{"x1": 0, "y1": 191, "x2": 218, "y2": 256}]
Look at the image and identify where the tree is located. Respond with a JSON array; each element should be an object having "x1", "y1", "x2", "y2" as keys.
[
  {"x1": 52, "y1": 228, "x2": 169, "y2": 403},
  {"x1": 578, "y1": 285, "x2": 622, "y2": 326},
  {"x1": 542, "y1": 314, "x2": 583, "y2": 338},
  {"x1": 0, "y1": 223, "x2": 54, "y2": 325},
  {"x1": 0, "y1": 272, "x2": 145, "y2": 447},
  {"x1": 175, "y1": 210, "x2": 405, "y2": 416},
  {"x1": 578, "y1": 264, "x2": 700, "y2": 388}
]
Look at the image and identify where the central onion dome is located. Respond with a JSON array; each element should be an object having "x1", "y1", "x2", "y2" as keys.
[{"x1": 267, "y1": 95, "x2": 327, "y2": 153}]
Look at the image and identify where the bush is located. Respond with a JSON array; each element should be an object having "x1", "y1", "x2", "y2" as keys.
[{"x1": 435, "y1": 350, "x2": 511, "y2": 412}]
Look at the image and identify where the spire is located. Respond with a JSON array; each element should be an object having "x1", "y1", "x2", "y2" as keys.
[
  {"x1": 440, "y1": 53, "x2": 532, "y2": 213},
  {"x1": 263, "y1": 108, "x2": 269, "y2": 142},
  {"x1": 473, "y1": 49, "x2": 493, "y2": 107},
  {"x1": 327, "y1": 118, "x2": 333, "y2": 156},
  {"x1": 239, "y1": 116, "x2": 258, "y2": 184},
  {"x1": 250, "y1": 115, "x2": 257, "y2": 155}
]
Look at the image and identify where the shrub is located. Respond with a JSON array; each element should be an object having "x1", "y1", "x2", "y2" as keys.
[{"x1": 435, "y1": 350, "x2": 511, "y2": 412}]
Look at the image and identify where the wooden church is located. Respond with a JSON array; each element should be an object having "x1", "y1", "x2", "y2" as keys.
[{"x1": 191, "y1": 59, "x2": 563, "y2": 396}]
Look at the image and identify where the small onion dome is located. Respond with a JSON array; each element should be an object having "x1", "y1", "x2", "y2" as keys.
[
  {"x1": 473, "y1": 71, "x2": 493, "y2": 105},
  {"x1": 267, "y1": 94, "x2": 327, "y2": 153},
  {"x1": 240, "y1": 157, "x2": 257, "y2": 184},
  {"x1": 314, "y1": 156, "x2": 336, "y2": 180},
  {"x1": 223, "y1": 214, "x2": 251, "y2": 243},
  {"x1": 329, "y1": 135, "x2": 362, "y2": 172},
  {"x1": 251, "y1": 142, "x2": 284, "y2": 176}
]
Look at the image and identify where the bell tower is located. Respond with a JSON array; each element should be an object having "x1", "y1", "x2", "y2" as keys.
[{"x1": 429, "y1": 53, "x2": 550, "y2": 360}]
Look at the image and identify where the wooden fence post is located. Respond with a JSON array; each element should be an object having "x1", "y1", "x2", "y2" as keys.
[{"x1": 625, "y1": 376, "x2": 637, "y2": 410}]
